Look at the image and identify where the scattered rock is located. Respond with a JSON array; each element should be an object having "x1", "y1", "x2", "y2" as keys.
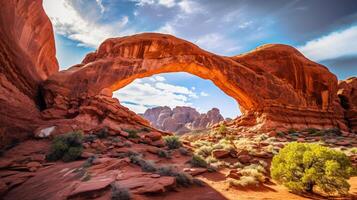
[
  {"x1": 211, "y1": 149, "x2": 230, "y2": 159},
  {"x1": 34, "y1": 126, "x2": 56, "y2": 138},
  {"x1": 183, "y1": 168, "x2": 207, "y2": 176}
]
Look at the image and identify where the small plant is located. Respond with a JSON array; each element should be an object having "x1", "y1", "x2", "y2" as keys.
[
  {"x1": 190, "y1": 154, "x2": 208, "y2": 168},
  {"x1": 163, "y1": 136, "x2": 182, "y2": 149},
  {"x1": 157, "y1": 166, "x2": 194, "y2": 187},
  {"x1": 277, "y1": 131, "x2": 285, "y2": 137},
  {"x1": 196, "y1": 145, "x2": 213, "y2": 157},
  {"x1": 111, "y1": 183, "x2": 131, "y2": 200},
  {"x1": 46, "y1": 131, "x2": 83, "y2": 162},
  {"x1": 157, "y1": 149, "x2": 171, "y2": 159},
  {"x1": 124, "y1": 129, "x2": 139, "y2": 138},
  {"x1": 96, "y1": 127, "x2": 108, "y2": 138},
  {"x1": 129, "y1": 155, "x2": 157, "y2": 172},
  {"x1": 217, "y1": 124, "x2": 227, "y2": 135},
  {"x1": 228, "y1": 176, "x2": 258, "y2": 187},
  {"x1": 271, "y1": 142, "x2": 354, "y2": 195}
]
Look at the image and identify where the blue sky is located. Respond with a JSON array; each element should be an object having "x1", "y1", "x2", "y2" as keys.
[{"x1": 43, "y1": 0, "x2": 357, "y2": 118}]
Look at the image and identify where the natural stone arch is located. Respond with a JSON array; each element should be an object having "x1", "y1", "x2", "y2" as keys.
[{"x1": 43, "y1": 33, "x2": 345, "y2": 132}]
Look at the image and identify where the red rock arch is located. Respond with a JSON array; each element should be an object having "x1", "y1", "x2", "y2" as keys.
[{"x1": 43, "y1": 33, "x2": 345, "y2": 132}]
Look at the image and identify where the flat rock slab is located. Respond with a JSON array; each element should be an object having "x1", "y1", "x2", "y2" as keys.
[
  {"x1": 69, "y1": 177, "x2": 115, "y2": 197},
  {"x1": 115, "y1": 172, "x2": 175, "y2": 194}
]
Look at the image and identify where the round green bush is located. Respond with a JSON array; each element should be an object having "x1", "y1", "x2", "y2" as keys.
[{"x1": 270, "y1": 142, "x2": 354, "y2": 195}]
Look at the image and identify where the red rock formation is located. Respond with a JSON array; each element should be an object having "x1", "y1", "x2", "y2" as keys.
[
  {"x1": 143, "y1": 106, "x2": 224, "y2": 133},
  {"x1": 0, "y1": 0, "x2": 59, "y2": 147},
  {"x1": 337, "y1": 77, "x2": 357, "y2": 132},
  {"x1": 1, "y1": 0, "x2": 355, "y2": 151},
  {"x1": 42, "y1": 33, "x2": 347, "y2": 133}
]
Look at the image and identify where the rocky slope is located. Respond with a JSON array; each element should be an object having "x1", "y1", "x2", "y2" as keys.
[{"x1": 143, "y1": 106, "x2": 224, "y2": 134}]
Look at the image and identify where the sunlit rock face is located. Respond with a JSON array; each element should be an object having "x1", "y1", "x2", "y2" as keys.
[
  {"x1": 142, "y1": 106, "x2": 224, "y2": 134},
  {"x1": 42, "y1": 33, "x2": 349, "y2": 133},
  {"x1": 0, "y1": 0, "x2": 59, "y2": 147}
]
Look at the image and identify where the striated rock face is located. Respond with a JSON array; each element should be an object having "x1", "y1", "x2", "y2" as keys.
[
  {"x1": 42, "y1": 33, "x2": 349, "y2": 133},
  {"x1": 337, "y1": 77, "x2": 357, "y2": 132},
  {"x1": 0, "y1": 0, "x2": 59, "y2": 147},
  {"x1": 143, "y1": 106, "x2": 224, "y2": 134}
]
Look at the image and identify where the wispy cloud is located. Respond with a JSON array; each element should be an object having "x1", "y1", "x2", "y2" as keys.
[
  {"x1": 298, "y1": 26, "x2": 357, "y2": 61},
  {"x1": 113, "y1": 75, "x2": 198, "y2": 113},
  {"x1": 43, "y1": 0, "x2": 134, "y2": 48}
]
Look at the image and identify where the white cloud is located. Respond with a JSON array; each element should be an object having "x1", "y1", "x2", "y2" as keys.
[
  {"x1": 155, "y1": 75, "x2": 166, "y2": 81},
  {"x1": 298, "y1": 26, "x2": 357, "y2": 61},
  {"x1": 158, "y1": 0, "x2": 176, "y2": 8},
  {"x1": 178, "y1": 0, "x2": 201, "y2": 14},
  {"x1": 43, "y1": 0, "x2": 133, "y2": 48},
  {"x1": 200, "y1": 91, "x2": 209, "y2": 96},
  {"x1": 157, "y1": 23, "x2": 176, "y2": 35},
  {"x1": 131, "y1": 0, "x2": 175, "y2": 8},
  {"x1": 195, "y1": 33, "x2": 242, "y2": 55},
  {"x1": 113, "y1": 75, "x2": 199, "y2": 113},
  {"x1": 95, "y1": 0, "x2": 105, "y2": 14}
]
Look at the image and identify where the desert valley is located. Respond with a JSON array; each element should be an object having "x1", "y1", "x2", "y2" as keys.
[{"x1": 0, "y1": 0, "x2": 357, "y2": 199}]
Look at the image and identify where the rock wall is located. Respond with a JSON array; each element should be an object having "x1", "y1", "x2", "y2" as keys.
[
  {"x1": 143, "y1": 106, "x2": 224, "y2": 134},
  {"x1": 338, "y1": 77, "x2": 357, "y2": 132},
  {"x1": 0, "y1": 0, "x2": 58, "y2": 147}
]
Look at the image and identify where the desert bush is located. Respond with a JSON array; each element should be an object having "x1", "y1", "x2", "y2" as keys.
[
  {"x1": 190, "y1": 154, "x2": 208, "y2": 168},
  {"x1": 245, "y1": 164, "x2": 266, "y2": 174},
  {"x1": 124, "y1": 129, "x2": 139, "y2": 138},
  {"x1": 228, "y1": 176, "x2": 258, "y2": 187},
  {"x1": 157, "y1": 149, "x2": 171, "y2": 159},
  {"x1": 47, "y1": 131, "x2": 83, "y2": 162},
  {"x1": 271, "y1": 142, "x2": 353, "y2": 195},
  {"x1": 111, "y1": 183, "x2": 131, "y2": 200},
  {"x1": 95, "y1": 127, "x2": 108, "y2": 138},
  {"x1": 163, "y1": 136, "x2": 182, "y2": 149},
  {"x1": 196, "y1": 145, "x2": 213, "y2": 157},
  {"x1": 129, "y1": 155, "x2": 157, "y2": 172},
  {"x1": 217, "y1": 124, "x2": 227, "y2": 135},
  {"x1": 240, "y1": 168, "x2": 265, "y2": 182}
]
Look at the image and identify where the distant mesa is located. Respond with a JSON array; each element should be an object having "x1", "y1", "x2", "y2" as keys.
[{"x1": 142, "y1": 106, "x2": 225, "y2": 134}]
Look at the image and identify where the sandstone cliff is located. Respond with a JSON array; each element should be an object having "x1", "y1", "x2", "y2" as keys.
[
  {"x1": 0, "y1": 0, "x2": 58, "y2": 147},
  {"x1": 143, "y1": 106, "x2": 224, "y2": 134}
]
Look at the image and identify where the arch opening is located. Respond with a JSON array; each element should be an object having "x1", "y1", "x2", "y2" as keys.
[{"x1": 112, "y1": 72, "x2": 241, "y2": 133}]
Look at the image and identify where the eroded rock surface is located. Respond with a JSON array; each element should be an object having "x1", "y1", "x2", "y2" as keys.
[
  {"x1": 0, "y1": 0, "x2": 58, "y2": 147},
  {"x1": 42, "y1": 33, "x2": 351, "y2": 133},
  {"x1": 143, "y1": 106, "x2": 224, "y2": 134}
]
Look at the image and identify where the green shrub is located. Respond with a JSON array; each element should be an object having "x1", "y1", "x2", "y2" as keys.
[
  {"x1": 217, "y1": 124, "x2": 227, "y2": 135},
  {"x1": 96, "y1": 127, "x2": 108, "y2": 138},
  {"x1": 190, "y1": 154, "x2": 208, "y2": 168},
  {"x1": 111, "y1": 183, "x2": 131, "y2": 200},
  {"x1": 271, "y1": 142, "x2": 353, "y2": 195},
  {"x1": 129, "y1": 155, "x2": 157, "y2": 172},
  {"x1": 163, "y1": 136, "x2": 182, "y2": 149},
  {"x1": 46, "y1": 131, "x2": 83, "y2": 162},
  {"x1": 124, "y1": 129, "x2": 139, "y2": 138},
  {"x1": 157, "y1": 149, "x2": 171, "y2": 159},
  {"x1": 157, "y1": 166, "x2": 193, "y2": 187},
  {"x1": 228, "y1": 176, "x2": 258, "y2": 187}
]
